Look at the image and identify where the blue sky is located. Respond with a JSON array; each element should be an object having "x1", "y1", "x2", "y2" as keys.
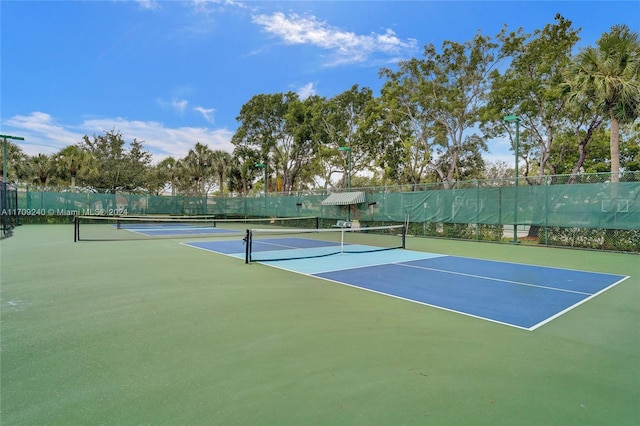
[{"x1": 2, "y1": 0, "x2": 638, "y2": 164}]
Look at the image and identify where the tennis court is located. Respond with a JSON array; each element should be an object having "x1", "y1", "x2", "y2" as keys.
[
  {"x1": 2, "y1": 225, "x2": 638, "y2": 425},
  {"x1": 72, "y1": 215, "x2": 319, "y2": 241},
  {"x1": 118, "y1": 223, "x2": 237, "y2": 237},
  {"x1": 185, "y1": 233, "x2": 628, "y2": 331}
]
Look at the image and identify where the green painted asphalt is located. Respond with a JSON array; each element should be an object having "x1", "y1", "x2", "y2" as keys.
[{"x1": 1, "y1": 225, "x2": 638, "y2": 425}]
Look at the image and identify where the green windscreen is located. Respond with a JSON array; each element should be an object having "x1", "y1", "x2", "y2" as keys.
[{"x1": 16, "y1": 180, "x2": 640, "y2": 231}]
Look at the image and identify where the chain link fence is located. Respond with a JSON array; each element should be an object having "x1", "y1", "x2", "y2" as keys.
[
  {"x1": 1, "y1": 181, "x2": 18, "y2": 238},
  {"x1": 13, "y1": 171, "x2": 640, "y2": 252}
]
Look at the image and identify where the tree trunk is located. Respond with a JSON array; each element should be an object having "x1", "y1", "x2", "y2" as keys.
[{"x1": 610, "y1": 115, "x2": 620, "y2": 183}]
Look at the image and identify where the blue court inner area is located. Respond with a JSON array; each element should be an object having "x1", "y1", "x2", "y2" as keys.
[
  {"x1": 184, "y1": 237, "x2": 628, "y2": 331},
  {"x1": 118, "y1": 223, "x2": 239, "y2": 237}
]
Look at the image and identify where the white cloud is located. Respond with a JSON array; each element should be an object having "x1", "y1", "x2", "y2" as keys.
[
  {"x1": 190, "y1": 0, "x2": 248, "y2": 13},
  {"x1": 3, "y1": 112, "x2": 86, "y2": 155},
  {"x1": 296, "y1": 82, "x2": 316, "y2": 100},
  {"x1": 157, "y1": 97, "x2": 189, "y2": 114},
  {"x1": 82, "y1": 117, "x2": 234, "y2": 161},
  {"x1": 252, "y1": 12, "x2": 418, "y2": 66},
  {"x1": 2, "y1": 112, "x2": 234, "y2": 163},
  {"x1": 182, "y1": 0, "x2": 249, "y2": 37},
  {"x1": 174, "y1": 98, "x2": 188, "y2": 113},
  {"x1": 194, "y1": 106, "x2": 216, "y2": 123},
  {"x1": 135, "y1": 0, "x2": 160, "y2": 11}
]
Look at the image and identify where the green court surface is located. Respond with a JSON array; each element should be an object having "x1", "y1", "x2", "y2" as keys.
[{"x1": 1, "y1": 225, "x2": 638, "y2": 425}]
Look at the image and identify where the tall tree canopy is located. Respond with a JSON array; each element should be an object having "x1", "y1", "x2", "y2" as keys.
[
  {"x1": 486, "y1": 14, "x2": 586, "y2": 180},
  {"x1": 53, "y1": 145, "x2": 95, "y2": 192},
  {"x1": 563, "y1": 24, "x2": 640, "y2": 182},
  {"x1": 232, "y1": 92, "x2": 320, "y2": 193},
  {"x1": 312, "y1": 85, "x2": 380, "y2": 189},
  {"x1": 6, "y1": 19, "x2": 638, "y2": 196},
  {"x1": 80, "y1": 129, "x2": 151, "y2": 193},
  {"x1": 379, "y1": 29, "x2": 513, "y2": 187}
]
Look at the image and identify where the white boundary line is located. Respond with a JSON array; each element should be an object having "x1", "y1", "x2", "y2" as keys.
[
  {"x1": 397, "y1": 263, "x2": 594, "y2": 296},
  {"x1": 415, "y1": 251, "x2": 629, "y2": 277},
  {"x1": 307, "y1": 274, "x2": 532, "y2": 331},
  {"x1": 528, "y1": 275, "x2": 630, "y2": 331}
]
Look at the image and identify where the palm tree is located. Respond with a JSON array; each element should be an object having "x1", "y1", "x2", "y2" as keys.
[
  {"x1": 182, "y1": 143, "x2": 214, "y2": 197},
  {"x1": 155, "y1": 157, "x2": 178, "y2": 196},
  {"x1": 210, "y1": 150, "x2": 232, "y2": 197},
  {"x1": 563, "y1": 25, "x2": 640, "y2": 183},
  {"x1": 28, "y1": 154, "x2": 54, "y2": 190},
  {"x1": 0, "y1": 141, "x2": 27, "y2": 182},
  {"x1": 53, "y1": 145, "x2": 92, "y2": 192}
]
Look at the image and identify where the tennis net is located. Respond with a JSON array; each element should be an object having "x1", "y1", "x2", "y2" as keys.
[
  {"x1": 244, "y1": 224, "x2": 406, "y2": 263},
  {"x1": 74, "y1": 215, "x2": 319, "y2": 241}
]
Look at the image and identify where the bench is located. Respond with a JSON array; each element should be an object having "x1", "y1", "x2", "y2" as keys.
[{"x1": 333, "y1": 220, "x2": 351, "y2": 228}]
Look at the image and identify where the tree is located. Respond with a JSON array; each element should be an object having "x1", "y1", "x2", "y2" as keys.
[
  {"x1": 485, "y1": 14, "x2": 583, "y2": 180},
  {"x1": 210, "y1": 150, "x2": 232, "y2": 196},
  {"x1": 179, "y1": 143, "x2": 215, "y2": 197},
  {"x1": 80, "y1": 129, "x2": 152, "y2": 193},
  {"x1": 379, "y1": 29, "x2": 509, "y2": 188},
  {"x1": 0, "y1": 141, "x2": 27, "y2": 182},
  {"x1": 229, "y1": 145, "x2": 261, "y2": 196},
  {"x1": 621, "y1": 124, "x2": 640, "y2": 172},
  {"x1": 482, "y1": 160, "x2": 514, "y2": 182},
  {"x1": 145, "y1": 157, "x2": 176, "y2": 196},
  {"x1": 432, "y1": 134, "x2": 487, "y2": 182},
  {"x1": 150, "y1": 157, "x2": 179, "y2": 196},
  {"x1": 551, "y1": 125, "x2": 640, "y2": 175},
  {"x1": 312, "y1": 85, "x2": 380, "y2": 188},
  {"x1": 52, "y1": 145, "x2": 94, "y2": 192},
  {"x1": 232, "y1": 92, "x2": 318, "y2": 194},
  {"x1": 124, "y1": 140, "x2": 152, "y2": 192},
  {"x1": 282, "y1": 94, "x2": 325, "y2": 192},
  {"x1": 28, "y1": 154, "x2": 54, "y2": 190},
  {"x1": 562, "y1": 24, "x2": 640, "y2": 183}
]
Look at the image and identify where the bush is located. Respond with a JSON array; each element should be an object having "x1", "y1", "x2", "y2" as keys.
[{"x1": 541, "y1": 227, "x2": 640, "y2": 252}]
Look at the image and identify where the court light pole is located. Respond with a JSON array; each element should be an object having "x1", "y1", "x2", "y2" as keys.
[{"x1": 503, "y1": 115, "x2": 520, "y2": 244}]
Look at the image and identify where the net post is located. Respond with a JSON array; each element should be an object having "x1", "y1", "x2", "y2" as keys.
[
  {"x1": 401, "y1": 224, "x2": 407, "y2": 249},
  {"x1": 74, "y1": 215, "x2": 78, "y2": 242},
  {"x1": 315, "y1": 216, "x2": 319, "y2": 229},
  {"x1": 245, "y1": 229, "x2": 251, "y2": 264}
]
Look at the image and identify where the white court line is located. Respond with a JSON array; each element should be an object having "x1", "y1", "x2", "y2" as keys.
[
  {"x1": 529, "y1": 275, "x2": 630, "y2": 331},
  {"x1": 398, "y1": 263, "x2": 594, "y2": 296},
  {"x1": 306, "y1": 273, "x2": 532, "y2": 331}
]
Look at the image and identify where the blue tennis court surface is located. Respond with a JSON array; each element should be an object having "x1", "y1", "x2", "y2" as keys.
[
  {"x1": 183, "y1": 238, "x2": 628, "y2": 331},
  {"x1": 118, "y1": 223, "x2": 238, "y2": 237}
]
